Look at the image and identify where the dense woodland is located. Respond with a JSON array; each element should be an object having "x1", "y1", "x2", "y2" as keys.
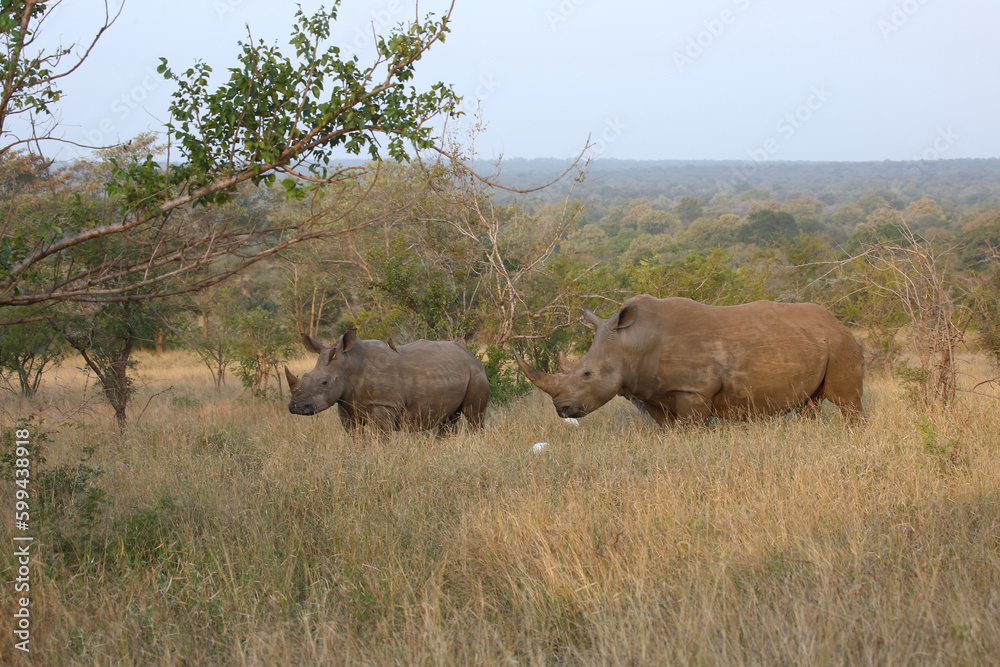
[{"x1": 4, "y1": 149, "x2": 1000, "y2": 422}]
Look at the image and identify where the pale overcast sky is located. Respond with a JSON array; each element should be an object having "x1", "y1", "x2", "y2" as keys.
[{"x1": 34, "y1": 0, "x2": 1000, "y2": 164}]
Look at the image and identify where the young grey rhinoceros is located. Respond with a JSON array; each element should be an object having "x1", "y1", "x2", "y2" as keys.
[
  {"x1": 515, "y1": 295, "x2": 865, "y2": 426},
  {"x1": 285, "y1": 331, "x2": 489, "y2": 434}
]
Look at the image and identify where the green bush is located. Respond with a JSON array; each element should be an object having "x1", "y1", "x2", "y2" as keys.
[
  {"x1": 230, "y1": 308, "x2": 297, "y2": 398},
  {"x1": 480, "y1": 344, "x2": 531, "y2": 405}
]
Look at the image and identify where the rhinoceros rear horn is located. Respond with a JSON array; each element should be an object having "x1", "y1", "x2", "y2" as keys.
[
  {"x1": 513, "y1": 351, "x2": 562, "y2": 396},
  {"x1": 558, "y1": 350, "x2": 576, "y2": 373},
  {"x1": 582, "y1": 309, "x2": 604, "y2": 329},
  {"x1": 284, "y1": 366, "x2": 299, "y2": 391}
]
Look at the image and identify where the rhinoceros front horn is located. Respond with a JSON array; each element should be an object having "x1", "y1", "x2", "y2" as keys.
[
  {"x1": 513, "y1": 351, "x2": 563, "y2": 396},
  {"x1": 284, "y1": 366, "x2": 299, "y2": 391}
]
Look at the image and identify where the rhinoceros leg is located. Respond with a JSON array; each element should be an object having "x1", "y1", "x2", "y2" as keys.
[
  {"x1": 796, "y1": 397, "x2": 824, "y2": 420},
  {"x1": 363, "y1": 405, "x2": 402, "y2": 434},
  {"x1": 673, "y1": 392, "x2": 714, "y2": 425},
  {"x1": 459, "y1": 374, "x2": 490, "y2": 431},
  {"x1": 828, "y1": 393, "x2": 864, "y2": 423},
  {"x1": 638, "y1": 401, "x2": 672, "y2": 426},
  {"x1": 438, "y1": 411, "x2": 463, "y2": 437},
  {"x1": 337, "y1": 403, "x2": 359, "y2": 432},
  {"x1": 823, "y1": 370, "x2": 864, "y2": 422}
]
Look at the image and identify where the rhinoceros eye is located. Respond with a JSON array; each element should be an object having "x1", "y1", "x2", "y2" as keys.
[
  {"x1": 321, "y1": 379, "x2": 329, "y2": 386},
  {"x1": 582, "y1": 370, "x2": 592, "y2": 379}
]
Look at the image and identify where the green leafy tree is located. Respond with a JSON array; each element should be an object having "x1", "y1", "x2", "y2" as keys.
[
  {"x1": 362, "y1": 236, "x2": 477, "y2": 341},
  {"x1": 622, "y1": 249, "x2": 772, "y2": 305},
  {"x1": 776, "y1": 231, "x2": 835, "y2": 299},
  {"x1": 904, "y1": 198, "x2": 947, "y2": 231},
  {"x1": 969, "y1": 267, "x2": 1000, "y2": 368},
  {"x1": 479, "y1": 344, "x2": 531, "y2": 404},
  {"x1": 230, "y1": 308, "x2": 297, "y2": 398},
  {"x1": 0, "y1": 310, "x2": 64, "y2": 396},
  {"x1": 0, "y1": 1, "x2": 122, "y2": 157},
  {"x1": 953, "y1": 217, "x2": 1000, "y2": 271},
  {"x1": 738, "y1": 209, "x2": 800, "y2": 246},
  {"x1": 674, "y1": 196, "x2": 705, "y2": 224},
  {"x1": 679, "y1": 214, "x2": 743, "y2": 250},
  {"x1": 1, "y1": 3, "x2": 460, "y2": 307},
  {"x1": 57, "y1": 299, "x2": 160, "y2": 429}
]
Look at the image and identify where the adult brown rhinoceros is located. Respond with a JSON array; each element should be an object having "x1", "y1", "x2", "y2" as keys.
[
  {"x1": 514, "y1": 295, "x2": 864, "y2": 425},
  {"x1": 285, "y1": 331, "x2": 489, "y2": 433}
]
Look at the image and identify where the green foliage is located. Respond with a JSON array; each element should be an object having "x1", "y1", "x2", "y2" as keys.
[
  {"x1": 844, "y1": 211, "x2": 918, "y2": 256},
  {"x1": 151, "y1": 4, "x2": 459, "y2": 205},
  {"x1": 170, "y1": 394, "x2": 201, "y2": 409},
  {"x1": 776, "y1": 232, "x2": 836, "y2": 299},
  {"x1": 364, "y1": 236, "x2": 476, "y2": 340},
  {"x1": 230, "y1": 308, "x2": 297, "y2": 398},
  {"x1": 896, "y1": 364, "x2": 933, "y2": 406},
  {"x1": 57, "y1": 299, "x2": 162, "y2": 426},
  {"x1": 916, "y1": 417, "x2": 966, "y2": 466},
  {"x1": 680, "y1": 215, "x2": 741, "y2": 250},
  {"x1": 675, "y1": 196, "x2": 705, "y2": 223},
  {"x1": 0, "y1": 313, "x2": 65, "y2": 396},
  {"x1": 0, "y1": 1, "x2": 64, "y2": 121},
  {"x1": 0, "y1": 417, "x2": 46, "y2": 479},
  {"x1": 969, "y1": 267, "x2": 1000, "y2": 366},
  {"x1": 834, "y1": 253, "x2": 911, "y2": 371},
  {"x1": 622, "y1": 249, "x2": 772, "y2": 304},
  {"x1": 738, "y1": 209, "x2": 800, "y2": 246},
  {"x1": 605, "y1": 228, "x2": 642, "y2": 254},
  {"x1": 1, "y1": 4, "x2": 460, "y2": 309},
  {"x1": 479, "y1": 344, "x2": 531, "y2": 405},
  {"x1": 953, "y1": 218, "x2": 1000, "y2": 271},
  {"x1": 186, "y1": 286, "x2": 242, "y2": 389},
  {"x1": 116, "y1": 497, "x2": 185, "y2": 569},
  {"x1": 2, "y1": 419, "x2": 110, "y2": 568}
]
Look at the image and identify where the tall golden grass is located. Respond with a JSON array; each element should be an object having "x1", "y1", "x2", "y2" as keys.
[{"x1": 2, "y1": 349, "x2": 999, "y2": 665}]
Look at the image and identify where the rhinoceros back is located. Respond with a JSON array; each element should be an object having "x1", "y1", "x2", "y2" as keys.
[
  {"x1": 633, "y1": 297, "x2": 864, "y2": 420},
  {"x1": 353, "y1": 339, "x2": 489, "y2": 431}
]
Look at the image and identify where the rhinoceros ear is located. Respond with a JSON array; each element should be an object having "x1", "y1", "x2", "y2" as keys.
[
  {"x1": 327, "y1": 329, "x2": 357, "y2": 365},
  {"x1": 613, "y1": 303, "x2": 638, "y2": 331},
  {"x1": 342, "y1": 329, "x2": 358, "y2": 353},
  {"x1": 301, "y1": 333, "x2": 325, "y2": 355}
]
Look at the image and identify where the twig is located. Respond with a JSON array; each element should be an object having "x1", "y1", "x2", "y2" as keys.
[{"x1": 136, "y1": 386, "x2": 174, "y2": 424}]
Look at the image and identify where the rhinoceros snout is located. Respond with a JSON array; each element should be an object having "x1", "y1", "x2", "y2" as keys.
[
  {"x1": 555, "y1": 404, "x2": 584, "y2": 419},
  {"x1": 289, "y1": 402, "x2": 316, "y2": 416}
]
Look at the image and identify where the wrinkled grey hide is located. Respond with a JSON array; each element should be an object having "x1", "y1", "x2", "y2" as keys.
[
  {"x1": 286, "y1": 331, "x2": 489, "y2": 434},
  {"x1": 516, "y1": 295, "x2": 864, "y2": 426}
]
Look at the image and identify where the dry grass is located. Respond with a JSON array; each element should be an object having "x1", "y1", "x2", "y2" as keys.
[{"x1": 2, "y1": 350, "x2": 1000, "y2": 665}]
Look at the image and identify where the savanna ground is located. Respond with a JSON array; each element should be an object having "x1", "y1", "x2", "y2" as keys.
[{"x1": 2, "y1": 349, "x2": 999, "y2": 665}]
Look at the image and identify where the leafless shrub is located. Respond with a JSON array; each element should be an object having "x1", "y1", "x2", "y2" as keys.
[{"x1": 850, "y1": 223, "x2": 969, "y2": 404}]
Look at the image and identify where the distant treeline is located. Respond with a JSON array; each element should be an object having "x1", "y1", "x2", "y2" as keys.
[{"x1": 496, "y1": 157, "x2": 1000, "y2": 206}]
